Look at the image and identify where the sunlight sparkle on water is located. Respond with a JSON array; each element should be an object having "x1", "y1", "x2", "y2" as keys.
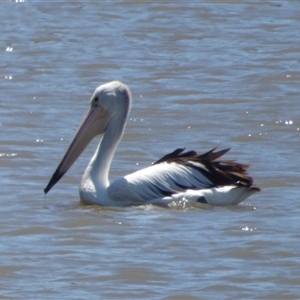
[
  {"x1": 275, "y1": 120, "x2": 293, "y2": 125},
  {"x1": 0, "y1": 153, "x2": 17, "y2": 157},
  {"x1": 241, "y1": 226, "x2": 257, "y2": 232}
]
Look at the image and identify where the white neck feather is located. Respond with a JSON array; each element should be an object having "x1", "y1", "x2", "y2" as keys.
[{"x1": 80, "y1": 107, "x2": 129, "y2": 204}]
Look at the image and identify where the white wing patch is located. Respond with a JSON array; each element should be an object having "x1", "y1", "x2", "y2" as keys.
[{"x1": 108, "y1": 162, "x2": 213, "y2": 204}]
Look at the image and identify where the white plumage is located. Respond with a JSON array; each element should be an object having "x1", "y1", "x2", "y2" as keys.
[{"x1": 45, "y1": 81, "x2": 260, "y2": 206}]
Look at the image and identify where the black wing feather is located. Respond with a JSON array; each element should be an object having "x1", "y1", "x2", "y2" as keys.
[{"x1": 153, "y1": 147, "x2": 260, "y2": 190}]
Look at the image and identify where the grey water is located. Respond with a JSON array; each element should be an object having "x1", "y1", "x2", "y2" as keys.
[{"x1": 1, "y1": 1, "x2": 300, "y2": 299}]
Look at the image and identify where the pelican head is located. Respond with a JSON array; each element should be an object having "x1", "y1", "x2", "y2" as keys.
[{"x1": 44, "y1": 81, "x2": 131, "y2": 194}]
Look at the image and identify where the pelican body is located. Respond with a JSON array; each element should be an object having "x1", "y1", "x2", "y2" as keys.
[{"x1": 44, "y1": 81, "x2": 260, "y2": 206}]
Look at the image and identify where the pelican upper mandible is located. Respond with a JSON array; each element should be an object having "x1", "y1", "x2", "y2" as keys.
[{"x1": 44, "y1": 81, "x2": 260, "y2": 206}]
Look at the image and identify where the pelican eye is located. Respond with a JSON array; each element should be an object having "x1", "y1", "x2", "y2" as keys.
[{"x1": 94, "y1": 97, "x2": 99, "y2": 104}]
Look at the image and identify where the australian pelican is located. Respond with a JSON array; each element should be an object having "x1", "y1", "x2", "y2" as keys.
[{"x1": 44, "y1": 81, "x2": 260, "y2": 206}]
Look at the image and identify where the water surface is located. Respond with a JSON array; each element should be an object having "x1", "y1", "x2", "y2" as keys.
[{"x1": 1, "y1": 1, "x2": 300, "y2": 299}]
